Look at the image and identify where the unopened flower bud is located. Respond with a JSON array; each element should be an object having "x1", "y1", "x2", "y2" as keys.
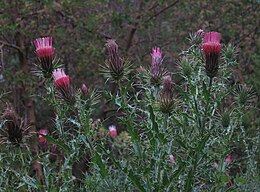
[
  {"x1": 196, "y1": 29, "x2": 204, "y2": 38},
  {"x1": 105, "y1": 40, "x2": 124, "y2": 81},
  {"x1": 202, "y1": 32, "x2": 222, "y2": 78},
  {"x1": 159, "y1": 76, "x2": 175, "y2": 114},
  {"x1": 109, "y1": 125, "x2": 117, "y2": 137},
  {"x1": 81, "y1": 84, "x2": 88, "y2": 95},
  {"x1": 1, "y1": 104, "x2": 23, "y2": 144}
]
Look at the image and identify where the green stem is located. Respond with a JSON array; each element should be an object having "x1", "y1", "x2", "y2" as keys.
[{"x1": 202, "y1": 77, "x2": 213, "y2": 131}]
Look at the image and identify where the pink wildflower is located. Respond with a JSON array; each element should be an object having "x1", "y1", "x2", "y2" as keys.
[
  {"x1": 226, "y1": 154, "x2": 232, "y2": 165},
  {"x1": 38, "y1": 129, "x2": 48, "y2": 144},
  {"x1": 52, "y1": 69, "x2": 74, "y2": 103},
  {"x1": 34, "y1": 37, "x2": 54, "y2": 59},
  {"x1": 109, "y1": 125, "x2": 117, "y2": 137},
  {"x1": 150, "y1": 47, "x2": 163, "y2": 84},
  {"x1": 169, "y1": 154, "x2": 175, "y2": 163},
  {"x1": 202, "y1": 32, "x2": 222, "y2": 78}
]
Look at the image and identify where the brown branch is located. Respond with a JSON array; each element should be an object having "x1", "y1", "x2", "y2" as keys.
[
  {"x1": 144, "y1": 0, "x2": 179, "y2": 23},
  {"x1": 0, "y1": 40, "x2": 23, "y2": 53},
  {"x1": 125, "y1": 1, "x2": 143, "y2": 52},
  {"x1": 125, "y1": 0, "x2": 179, "y2": 52}
]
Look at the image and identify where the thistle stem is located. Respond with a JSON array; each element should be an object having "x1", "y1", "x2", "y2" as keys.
[{"x1": 202, "y1": 77, "x2": 213, "y2": 131}]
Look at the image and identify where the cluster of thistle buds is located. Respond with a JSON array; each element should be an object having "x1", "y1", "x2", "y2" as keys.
[
  {"x1": 34, "y1": 37, "x2": 55, "y2": 78},
  {"x1": 149, "y1": 47, "x2": 175, "y2": 114}
]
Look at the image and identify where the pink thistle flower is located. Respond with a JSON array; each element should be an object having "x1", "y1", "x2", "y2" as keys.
[
  {"x1": 34, "y1": 37, "x2": 54, "y2": 58},
  {"x1": 226, "y1": 154, "x2": 232, "y2": 165},
  {"x1": 34, "y1": 37, "x2": 55, "y2": 78},
  {"x1": 38, "y1": 129, "x2": 48, "y2": 151},
  {"x1": 52, "y1": 68, "x2": 75, "y2": 103},
  {"x1": 150, "y1": 47, "x2": 163, "y2": 84},
  {"x1": 109, "y1": 125, "x2": 117, "y2": 137},
  {"x1": 38, "y1": 129, "x2": 48, "y2": 144},
  {"x1": 169, "y1": 154, "x2": 175, "y2": 163},
  {"x1": 202, "y1": 32, "x2": 222, "y2": 78}
]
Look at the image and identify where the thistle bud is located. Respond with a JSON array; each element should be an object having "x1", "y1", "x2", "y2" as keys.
[
  {"x1": 159, "y1": 76, "x2": 175, "y2": 114},
  {"x1": 150, "y1": 47, "x2": 163, "y2": 85},
  {"x1": 52, "y1": 68, "x2": 75, "y2": 103},
  {"x1": 105, "y1": 40, "x2": 124, "y2": 81},
  {"x1": 196, "y1": 29, "x2": 204, "y2": 39},
  {"x1": 81, "y1": 84, "x2": 88, "y2": 95},
  {"x1": 1, "y1": 104, "x2": 23, "y2": 144},
  {"x1": 109, "y1": 125, "x2": 117, "y2": 137},
  {"x1": 34, "y1": 37, "x2": 55, "y2": 78},
  {"x1": 202, "y1": 32, "x2": 222, "y2": 78}
]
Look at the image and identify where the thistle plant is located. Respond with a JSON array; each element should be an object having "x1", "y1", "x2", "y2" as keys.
[{"x1": 0, "y1": 31, "x2": 258, "y2": 191}]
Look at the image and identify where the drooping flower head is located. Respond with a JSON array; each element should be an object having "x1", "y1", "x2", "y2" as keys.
[
  {"x1": 34, "y1": 37, "x2": 55, "y2": 78},
  {"x1": 52, "y1": 68, "x2": 75, "y2": 103},
  {"x1": 159, "y1": 76, "x2": 175, "y2": 114},
  {"x1": 105, "y1": 39, "x2": 124, "y2": 81},
  {"x1": 202, "y1": 32, "x2": 222, "y2": 78},
  {"x1": 109, "y1": 125, "x2": 117, "y2": 138},
  {"x1": 150, "y1": 47, "x2": 163, "y2": 85}
]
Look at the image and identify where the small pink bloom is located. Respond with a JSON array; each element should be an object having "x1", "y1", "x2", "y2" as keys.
[
  {"x1": 202, "y1": 32, "x2": 222, "y2": 55},
  {"x1": 151, "y1": 47, "x2": 162, "y2": 63},
  {"x1": 34, "y1": 37, "x2": 54, "y2": 58},
  {"x1": 109, "y1": 125, "x2": 117, "y2": 137},
  {"x1": 150, "y1": 47, "x2": 163, "y2": 83},
  {"x1": 226, "y1": 154, "x2": 232, "y2": 165},
  {"x1": 38, "y1": 129, "x2": 48, "y2": 144},
  {"x1": 169, "y1": 154, "x2": 175, "y2": 163},
  {"x1": 52, "y1": 68, "x2": 70, "y2": 90}
]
